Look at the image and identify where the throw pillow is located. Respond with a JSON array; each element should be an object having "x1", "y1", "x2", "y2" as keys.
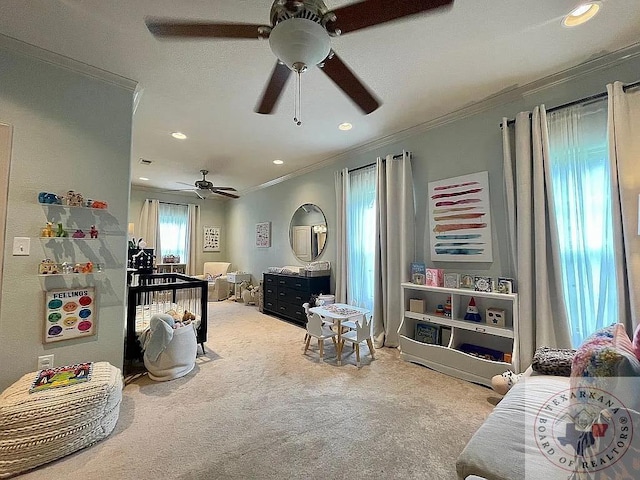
[
  {"x1": 570, "y1": 323, "x2": 640, "y2": 410},
  {"x1": 531, "y1": 346, "x2": 576, "y2": 376},
  {"x1": 571, "y1": 323, "x2": 639, "y2": 378},
  {"x1": 633, "y1": 324, "x2": 640, "y2": 360}
]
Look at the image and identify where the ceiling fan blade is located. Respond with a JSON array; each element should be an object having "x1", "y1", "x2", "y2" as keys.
[
  {"x1": 146, "y1": 20, "x2": 270, "y2": 39},
  {"x1": 326, "y1": 0, "x2": 453, "y2": 35},
  {"x1": 160, "y1": 188, "x2": 204, "y2": 199},
  {"x1": 210, "y1": 186, "x2": 237, "y2": 191},
  {"x1": 177, "y1": 181, "x2": 195, "y2": 187},
  {"x1": 211, "y1": 189, "x2": 240, "y2": 199},
  {"x1": 320, "y1": 52, "x2": 380, "y2": 114},
  {"x1": 255, "y1": 62, "x2": 292, "y2": 114}
]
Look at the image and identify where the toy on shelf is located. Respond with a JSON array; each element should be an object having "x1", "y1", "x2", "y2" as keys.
[
  {"x1": 38, "y1": 192, "x2": 62, "y2": 205},
  {"x1": 90, "y1": 200, "x2": 108, "y2": 209},
  {"x1": 40, "y1": 222, "x2": 55, "y2": 238},
  {"x1": 435, "y1": 304, "x2": 445, "y2": 316},
  {"x1": 464, "y1": 297, "x2": 482, "y2": 322},
  {"x1": 55, "y1": 223, "x2": 68, "y2": 238},
  {"x1": 89, "y1": 225, "x2": 98, "y2": 239},
  {"x1": 39, "y1": 259, "x2": 59, "y2": 275},
  {"x1": 61, "y1": 262, "x2": 73, "y2": 274},
  {"x1": 82, "y1": 261, "x2": 94, "y2": 273},
  {"x1": 486, "y1": 307, "x2": 506, "y2": 327},
  {"x1": 64, "y1": 190, "x2": 84, "y2": 207},
  {"x1": 73, "y1": 263, "x2": 83, "y2": 274},
  {"x1": 444, "y1": 296, "x2": 452, "y2": 317},
  {"x1": 72, "y1": 229, "x2": 86, "y2": 238}
]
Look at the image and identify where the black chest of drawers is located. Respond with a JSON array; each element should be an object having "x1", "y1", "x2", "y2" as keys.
[{"x1": 263, "y1": 273, "x2": 331, "y2": 326}]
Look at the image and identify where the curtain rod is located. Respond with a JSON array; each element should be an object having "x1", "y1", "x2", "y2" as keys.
[
  {"x1": 500, "y1": 79, "x2": 640, "y2": 128},
  {"x1": 348, "y1": 152, "x2": 412, "y2": 174}
]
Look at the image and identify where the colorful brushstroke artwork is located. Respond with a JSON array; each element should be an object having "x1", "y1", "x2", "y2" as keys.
[{"x1": 428, "y1": 171, "x2": 493, "y2": 262}]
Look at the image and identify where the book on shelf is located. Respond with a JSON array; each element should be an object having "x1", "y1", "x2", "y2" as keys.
[
  {"x1": 415, "y1": 322, "x2": 441, "y2": 345},
  {"x1": 425, "y1": 268, "x2": 444, "y2": 287},
  {"x1": 410, "y1": 262, "x2": 426, "y2": 285}
]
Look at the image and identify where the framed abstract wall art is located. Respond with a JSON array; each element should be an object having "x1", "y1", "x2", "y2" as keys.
[{"x1": 428, "y1": 171, "x2": 493, "y2": 262}]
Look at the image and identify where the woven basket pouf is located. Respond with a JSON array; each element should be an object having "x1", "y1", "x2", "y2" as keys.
[{"x1": 0, "y1": 361, "x2": 122, "y2": 478}]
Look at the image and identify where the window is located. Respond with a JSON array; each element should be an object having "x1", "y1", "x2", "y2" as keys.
[
  {"x1": 546, "y1": 100, "x2": 617, "y2": 347},
  {"x1": 158, "y1": 202, "x2": 189, "y2": 262},
  {"x1": 347, "y1": 165, "x2": 377, "y2": 312}
]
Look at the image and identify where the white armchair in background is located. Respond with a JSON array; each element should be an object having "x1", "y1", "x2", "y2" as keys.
[{"x1": 194, "y1": 262, "x2": 231, "y2": 301}]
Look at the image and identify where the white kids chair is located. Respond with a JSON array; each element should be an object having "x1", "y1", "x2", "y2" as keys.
[
  {"x1": 339, "y1": 314, "x2": 375, "y2": 367},
  {"x1": 303, "y1": 312, "x2": 338, "y2": 363}
]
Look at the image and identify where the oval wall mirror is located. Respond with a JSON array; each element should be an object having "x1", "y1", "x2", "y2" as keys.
[{"x1": 289, "y1": 203, "x2": 327, "y2": 262}]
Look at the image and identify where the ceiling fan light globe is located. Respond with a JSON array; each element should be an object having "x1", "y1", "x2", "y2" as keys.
[{"x1": 269, "y1": 18, "x2": 330, "y2": 70}]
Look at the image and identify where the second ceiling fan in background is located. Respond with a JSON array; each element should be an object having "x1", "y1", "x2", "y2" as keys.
[{"x1": 146, "y1": 0, "x2": 454, "y2": 124}]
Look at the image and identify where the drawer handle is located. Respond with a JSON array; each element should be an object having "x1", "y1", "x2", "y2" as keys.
[
  {"x1": 279, "y1": 281, "x2": 286, "y2": 285},
  {"x1": 279, "y1": 292, "x2": 285, "y2": 296},
  {"x1": 475, "y1": 327, "x2": 486, "y2": 333},
  {"x1": 294, "y1": 283, "x2": 302, "y2": 287}
]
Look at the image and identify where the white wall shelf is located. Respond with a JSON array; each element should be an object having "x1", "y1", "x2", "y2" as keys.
[{"x1": 398, "y1": 282, "x2": 520, "y2": 388}]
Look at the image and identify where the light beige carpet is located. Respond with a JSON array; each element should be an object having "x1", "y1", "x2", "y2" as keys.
[{"x1": 17, "y1": 301, "x2": 497, "y2": 480}]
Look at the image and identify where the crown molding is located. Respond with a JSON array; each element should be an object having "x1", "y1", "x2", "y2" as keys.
[
  {"x1": 244, "y1": 41, "x2": 640, "y2": 195},
  {"x1": 0, "y1": 34, "x2": 138, "y2": 91}
]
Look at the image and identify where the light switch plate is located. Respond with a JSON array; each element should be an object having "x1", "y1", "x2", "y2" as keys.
[{"x1": 12, "y1": 237, "x2": 30, "y2": 256}]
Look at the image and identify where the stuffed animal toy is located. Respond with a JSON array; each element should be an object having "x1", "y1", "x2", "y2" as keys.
[
  {"x1": 491, "y1": 370, "x2": 524, "y2": 395},
  {"x1": 182, "y1": 310, "x2": 196, "y2": 324}
]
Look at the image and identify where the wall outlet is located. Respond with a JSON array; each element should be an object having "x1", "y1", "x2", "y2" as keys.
[{"x1": 37, "y1": 354, "x2": 54, "y2": 370}]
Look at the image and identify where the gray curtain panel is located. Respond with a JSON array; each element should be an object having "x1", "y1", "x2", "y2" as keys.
[
  {"x1": 502, "y1": 108, "x2": 571, "y2": 369},
  {"x1": 187, "y1": 204, "x2": 200, "y2": 276},
  {"x1": 333, "y1": 168, "x2": 349, "y2": 304}
]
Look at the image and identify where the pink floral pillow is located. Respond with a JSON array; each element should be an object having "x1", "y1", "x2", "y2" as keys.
[
  {"x1": 570, "y1": 323, "x2": 638, "y2": 378},
  {"x1": 633, "y1": 324, "x2": 640, "y2": 360}
]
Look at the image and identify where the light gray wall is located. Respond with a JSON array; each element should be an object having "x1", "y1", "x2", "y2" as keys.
[
  {"x1": 128, "y1": 188, "x2": 228, "y2": 274},
  {"x1": 0, "y1": 45, "x2": 134, "y2": 391},
  {"x1": 227, "y1": 48, "x2": 640, "y2": 292}
]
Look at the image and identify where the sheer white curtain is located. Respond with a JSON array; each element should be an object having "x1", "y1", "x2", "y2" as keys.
[
  {"x1": 347, "y1": 165, "x2": 377, "y2": 313},
  {"x1": 137, "y1": 199, "x2": 159, "y2": 252},
  {"x1": 187, "y1": 204, "x2": 200, "y2": 275},
  {"x1": 546, "y1": 100, "x2": 618, "y2": 346},
  {"x1": 334, "y1": 168, "x2": 349, "y2": 303},
  {"x1": 607, "y1": 81, "x2": 640, "y2": 332},
  {"x1": 158, "y1": 202, "x2": 188, "y2": 261},
  {"x1": 373, "y1": 152, "x2": 415, "y2": 348},
  {"x1": 502, "y1": 108, "x2": 572, "y2": 369}
]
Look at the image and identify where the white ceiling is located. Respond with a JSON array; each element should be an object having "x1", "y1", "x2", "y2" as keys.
[{"x1": 1, "y1": 0, "x2": 639, "y2": 198}]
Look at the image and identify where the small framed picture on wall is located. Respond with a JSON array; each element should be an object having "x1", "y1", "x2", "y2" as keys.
[
  {"x1": 203, "y1": 226, "x2": 221, "y2": 252},
  {"x1": 256, "y1": 221, "x2": 271, "y2": 248}
]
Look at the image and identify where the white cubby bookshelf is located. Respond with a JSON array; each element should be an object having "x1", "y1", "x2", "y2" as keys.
[{"x1": 398, "y1": 282, "x2": 520, "y2": 388}]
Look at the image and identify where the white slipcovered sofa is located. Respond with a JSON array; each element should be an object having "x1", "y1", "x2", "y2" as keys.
[{"x1": 194, "y1": 262, "x2": 231, "y2": 301}]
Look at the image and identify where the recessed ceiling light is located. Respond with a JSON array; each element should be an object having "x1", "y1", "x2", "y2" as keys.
[
  {"x1": 171, "y1": 132, "x2": 187, "y2": 140},
  {"x1": 273, "y1": 159, "x2": 284, "y2": 165},
  {"x1": 338, "y1": 122, "x2": 353, "y2": 131},
  {"x1": 563, "y1": 2, "x2": 600, "y2": 27},
  {"x1": 139, "y1": 177, "x2": 149, "y2": 181}
]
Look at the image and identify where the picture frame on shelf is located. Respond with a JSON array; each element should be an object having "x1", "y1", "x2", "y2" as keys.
[
  {"x1": 459, "y1": 274, "x2": 475, "y2": 289},
  {"x1": 410, "y1": 262, "x2": 426, "y2": 285},
  {"x1": 443, "y1": 273, "x2": 460, "y2": 289},
  {"x1": 425, "y1": 268, "x2": 444, "y2": 287},
  {"x1": 415, "y1": 322, "x2": 441, "y2": 345},
  {"x1": 474, "y1": 275, "x2": 493, "y2": 292},
  {"x1": 497, "y1": 277, "x2": 514, "y2": 294}
]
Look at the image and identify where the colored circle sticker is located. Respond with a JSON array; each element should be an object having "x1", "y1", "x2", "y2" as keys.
[
  {"x1": 48, "y1": 312, "x2": 61, "y2": 323},
  {"x1": 48, "y1": 299, "x2": 63, "y2": 310},
  {"x1": 48, "y1": 325, "x2": 62, "y2": 336},
  {"x1": 63, "y1": 302, "x2": 78, "y2": 312},
  {"x1": 79, "y1": 296, "x2": 92, "y2": 306},
  {"x1": 79, "y1": 308, "x2": 91, "y2": 319},
  {"x1": 63, "y1": 317, "x2": 78, "y2": 327},
  {"x1": 78, "y1": 320, "x2": 92, "y2": 332}
]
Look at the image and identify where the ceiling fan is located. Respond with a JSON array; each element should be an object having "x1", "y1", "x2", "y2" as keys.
[
  {"x1": 146, "y1": 0, "x2": 454, "y2": 123},
  {"x1": 171, "y1": 170, "x2": 239, "y2": 199}
]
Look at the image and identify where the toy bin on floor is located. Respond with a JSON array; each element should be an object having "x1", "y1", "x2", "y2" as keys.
[
  {"x1": 143, "y1": 322, "x2": 197, "y2": 382},
  {"x1": 0, "y1": 361, "x2": 122, "y2": 478}
]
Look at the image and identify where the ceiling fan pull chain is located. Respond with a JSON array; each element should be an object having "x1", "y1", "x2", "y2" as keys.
[{"x1": 293, "y1": 69, "x2": 302, "y2": 126}]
